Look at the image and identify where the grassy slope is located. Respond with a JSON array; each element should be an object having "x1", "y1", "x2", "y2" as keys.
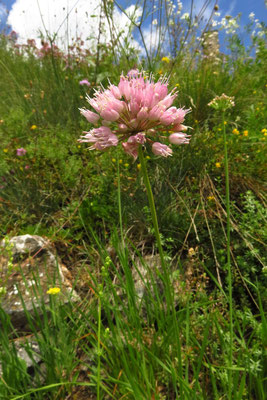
[{"x1": 0, "y1": 33, "x2": 266, "y2": 399}]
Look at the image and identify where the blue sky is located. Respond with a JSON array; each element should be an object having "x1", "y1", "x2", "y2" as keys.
[{"x1": 0, "y1": 0, "x2": 266, "y2": 52}]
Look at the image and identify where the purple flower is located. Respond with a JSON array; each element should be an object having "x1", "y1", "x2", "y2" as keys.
[
  {"x1": 16, "y1": 148, "x2": 27, "y2": 156},
  {"x1": 79, "y1": 79, "x2": 91, "y2": 87}
]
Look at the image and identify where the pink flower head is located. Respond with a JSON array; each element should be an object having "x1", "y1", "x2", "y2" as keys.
[
  {"x1": 79, "y1": 79, "x2": 91, "y2": 87},
  {"x1": 16, "y1": 148, "x2": 27, "y2": 156},
  {"x1": 78, "y1": 70, "x2": 190, "y2": 159},
  {"x1": 152, "y1": 142, "x2": 172, "y2": 157}
]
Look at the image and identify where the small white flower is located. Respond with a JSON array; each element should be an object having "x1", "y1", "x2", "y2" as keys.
[
  {"x1": 249, "y1": 12, "x2": 255, "y2": 20},
  {"x1": 181, "y1": 12, "x2": 189, "y2": 20},
  {"x1": 152, "y1": 18, "x2": 158, "y2": 25}
]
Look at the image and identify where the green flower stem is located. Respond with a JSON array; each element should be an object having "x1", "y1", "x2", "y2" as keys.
[
  {"x1": 222, "y1": 112, "x2": 233, "y2": 396},
  {"x1": 117, "y1": 152, "x2": 124, "y2": 247},
  {"x1": 138, "y1": 146, "x2": 166, "y2": 271},
  {"x1": 97, "y1": 294, "x2": 101, "y2": 400},
  {"x1": 138, "y1": 145, "x2": 181, "y2": 376}
]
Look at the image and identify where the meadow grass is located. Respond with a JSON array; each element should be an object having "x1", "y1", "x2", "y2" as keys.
[{"x1": 0, "y1": 6, "x2": 266, "y2": 399}]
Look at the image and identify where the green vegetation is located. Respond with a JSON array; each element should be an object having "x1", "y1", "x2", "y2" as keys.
[{"x1": 0, "y1": 4, "x2": 266, "y2": 399}]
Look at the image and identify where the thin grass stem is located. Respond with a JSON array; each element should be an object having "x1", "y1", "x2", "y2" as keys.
[
  {"x1": 138, "y1": 145, "x2": 165, "y2": 271},
  {"x1": 222, "y1": 111, "x2": 233, "y2": 398},
  {"x1": 97, "y1": 294, "x2": 102, "y2": 400}
]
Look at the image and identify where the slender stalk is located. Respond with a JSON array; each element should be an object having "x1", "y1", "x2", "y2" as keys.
[
  {"x1": 117, "y1": 152, "x2": 124, "y2": 248},
  {"x1": 97, "y1": 294, "x2": 101, "y2": 400},
  {"x1": 138, "y1": 145, "x2": 183, "y2": 393},
  {"x1": 138, "y1": 146, "x2": 165, "y2": 270},
  {"x1": 222, "y1": 112, "x2": 233, "y2": 397}
]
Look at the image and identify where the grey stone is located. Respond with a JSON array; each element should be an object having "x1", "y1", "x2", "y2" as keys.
[
  {"x1": 0, "y1": 234, "x2": 80, "y2": 329},
  {"x1": 0, "y1": 336, "x2": 47, "y2": 385}
]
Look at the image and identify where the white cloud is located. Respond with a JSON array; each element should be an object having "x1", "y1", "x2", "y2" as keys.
[{"x1": 7, "y1": 0, "x2": 141, "y2": 52}]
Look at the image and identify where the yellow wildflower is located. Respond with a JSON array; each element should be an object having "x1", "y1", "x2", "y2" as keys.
[
  {"x1": 146, "y1": 156, "x2": 150, "y2": 160},
  {"x1": 232, "y1": 128, "x2": 239, "y2": 135},
  {"x1": 30, "y1": 125, "x2": 37, "y2": 130},
  {"x1": 137, "y1": 163, "x2": 141, "y2": 170},
  {"x1": 224, "y1": 121, "x2": 227, "y2": 125},
  {"x1": 112, "y1": 158, "x2": 116, "y2": 162},
  {"x1": 253, "y1": 90, "x2": 257, "y2": 94},
  {"x1": 215, "y1": 162, "x2": 221, "y2": 168},
  {"x1": 119, "y1": 159, "x2": 123, "y2": 164},
  {"x1": 124, "y1": 163, "x2": 129, "y2": 168},
  {"x1": 3, "y1": 148, "x2": 8, "y2": 153},
  {"x1": 161, "y1": 56, "x2": 170, "y2": 63},
  {"x1": 0, "y1": 119, "x2": 4, "y2": 124},
  {"x1": 243, "y1": 130, "x2": 248, "y2": 136},
  {"x1": 217, "y1": 128, "x2": 222, "y2": 131},
  {"x1": 261, "y1": 128, "x2": 267, "y2": 133},
  {"x1": 207, "y1": 196, "x2": 215, "y2": 201},
  {"x1": 47, "y1": 287, "x2": 61, "y2": 295}
]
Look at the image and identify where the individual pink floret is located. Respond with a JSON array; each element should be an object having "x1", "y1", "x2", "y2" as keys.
[
  {"x1": 78, "y1": 126, "x2": 118, "y2": 150},
  {"x1": 169, "y1": 132, "x2": 191, "y2": 145},
  {"x1": 152, "y1": 142, "x2": 173, "y2": 157},
  {"x1": 80, "y1": 109, "x2": 100, "y2": 124}
]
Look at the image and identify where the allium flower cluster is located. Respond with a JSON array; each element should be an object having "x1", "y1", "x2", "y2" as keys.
[{"x1": 79, "y1": 70, "x2": 190, "y2": 160}]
